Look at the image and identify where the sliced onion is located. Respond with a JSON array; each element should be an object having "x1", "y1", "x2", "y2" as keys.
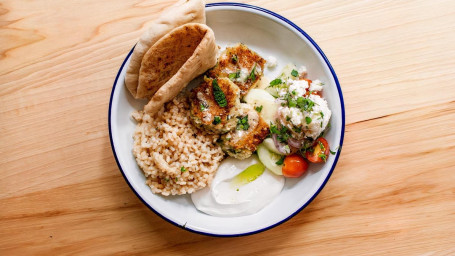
[
  {"x1": 272, "y1": 134, "x2": 289, "y2": 155},
  {"x1": 288, "y1": 137, "x2": 304, "y2": 149}
]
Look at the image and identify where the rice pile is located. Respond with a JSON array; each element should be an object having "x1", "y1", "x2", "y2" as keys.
[{"x1": 132, "y1": 95, "x2": 225, "y2": 196}]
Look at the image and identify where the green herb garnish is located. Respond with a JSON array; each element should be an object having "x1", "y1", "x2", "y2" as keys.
[
  {"x1": 296, "y1": 97, "x2": 315, "y2": 111},
  {"x1": 213, "y1": 116, "x2": 221, "y2": 125},
  {"x1": 288, "y1": 97, "x2": 297, "y2": 108},
  {"x1": 293, "y1": 126, "x2": 302, "y2": 133},
  {"x1": 180, "y1": 167, "x2": 187, "y2": 172},
  {"x1": 270, "y1": 124, "x2": 290, "y2": 143},
  {"x1": 248, "y1": 64, "x2": 257, "y2": 82},
  {"x1": 236, "y1": 115, "x2": 250, "y2": 130},
  {"x1": 291, "y1": 69, "x2": 299, "y2": 77},
  {"x1": 305, "y1": 116, "x2": 312, "y2": 124},
  {"x1": 212, "y1": 79, "x2": 227, "y2": 107},
  {"x1": 231, "y1": 54, "x2": 238, "y2": 63},
  {"x1": 319, "y1": 153, "x2": 327, "y2": 162},
  {"x1": 275, "y1": 156, "x2": 285, "y2": 165},
  {"x1": 270, "y1": 124, "x2": 280, "y2": 134},
  {"x1": 200, "y1": 102, "x2": 208, "y2": 111},
  {"x1": 318, "y1": 141, "x2": 325, "y2": 151},
  {"x1": 255, "y1": 105, "x2": 263, "y2": 113},
  {"x1": 228, "y1": 70, "x2": 240, "y2": 80},
  {"x1": 269, "y1": 78, "x2": 282, "y2": 86}
]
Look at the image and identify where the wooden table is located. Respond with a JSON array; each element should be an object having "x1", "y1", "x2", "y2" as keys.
[{"x1": 2, "y1": 0, "x2": 454, "y2": 255}]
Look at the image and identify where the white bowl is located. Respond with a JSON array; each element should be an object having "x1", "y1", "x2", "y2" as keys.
[{"x1": 109, "y1": 3, "x2": 345, "y2": 236}]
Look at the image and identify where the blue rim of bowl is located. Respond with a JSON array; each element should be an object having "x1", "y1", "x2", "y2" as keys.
[{"x1": 108, "y1": 2, "x2": 345, "y2": 237}]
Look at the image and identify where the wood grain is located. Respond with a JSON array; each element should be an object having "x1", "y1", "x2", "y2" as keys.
[{"x1": 1, "y1": 0, "x2": 455, "y2": 255}]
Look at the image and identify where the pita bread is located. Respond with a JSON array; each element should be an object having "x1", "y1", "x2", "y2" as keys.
[
  {"x1": 142, "y1": 23, "x2": 217, "y2": 115},
  {"x1": 125, "y1": 0, "x2": 205, "y2": 98}
]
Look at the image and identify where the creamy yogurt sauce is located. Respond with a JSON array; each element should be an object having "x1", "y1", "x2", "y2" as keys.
[{"x1": 191, "y1": 156, "x2": 285, "y2": 217}]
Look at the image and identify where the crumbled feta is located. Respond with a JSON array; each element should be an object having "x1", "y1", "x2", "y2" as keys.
[
  {"x1": 279, "y1": 106, "x2": 305, "y2": 126},
  {"x1": 278, "y1": 88, "x2": 288, "y2": 97},
  {"x1": 288, "y1": 79, "x2": 309, "y2": 97},
  {"x1": 255, "y1": 64, "x2": 263, "y2": 75},
  {"x1": 237, "y1": 68, "x2": 249, "y2": 82},
  {"x1": 298, "y1": 65, "x2": 307, "y2": 76},
  {"x1": 302, "y1": 94, "x2": 331, "y2": 139},
  {"x1": 266, "y1": 56, "x2": 277, "y2": 69},
  {"x1": 278, "y1": 94, "x2": 331, "y2": 139},
  {"x1": 310, "y1": 79, "x2": 324, "y2": 91}
]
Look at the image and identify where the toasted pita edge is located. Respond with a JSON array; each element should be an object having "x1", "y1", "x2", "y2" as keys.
[
  {"x1": 124, "y1": 0, "x2": 205, "y2": 98},
  {"x1": 143, "y1": 24, "x2": 217, "y2": 115}
]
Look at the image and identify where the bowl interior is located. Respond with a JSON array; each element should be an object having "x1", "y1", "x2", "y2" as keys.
[{"x1": 109, "y1": 4, "x2": 344, "y2": 236}]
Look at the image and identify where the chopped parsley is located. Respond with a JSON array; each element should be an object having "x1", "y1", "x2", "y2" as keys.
[
  {"x1": 285, "y1": 94, "x2": 297, "y2": 107},
  {"x1": 255, "y1": 105, "x2": 263, "y2": 113},
  {"x1": 269, "y1": 78, "x2": 282, "y2": 86},
  {"x1": 305, "y1": 116, "x2": 312, "y2": 124},
  {"x1": 291, "y1": 69, "x2": 299, "y2": 77},
  {"x1": 270, "y1": 124, "x2": 280, "y2": 134},
  {"x1": 200, "y1": 102, "x2": 208, "y2": 111},
  {"x1": 296, "y1": 97, "x2": 315, "y2": 111},
  {"x1": 228, "y1": 70, "x2": 240, "y2": 80},
  {"x1": 180, "y1": 167, "x2": 187, "y2": 172},
  {"x1": 236, "y1": 115, "x2": 250, "y2": 130},
  {"x1": 329, "y1": 146, "x2": 339, "y2": 155},
  {"x1": 212, "y1": 79, "x2": 227, "y2": 107},
  {"x1": 293, "y1": 126, "x2": 302, "y2": 133},
  {"x1": 275, "y1": 156, "x2": 285, "y2": 165},
  {"x1": 318, "y1": 140, "x2": 325, "y2": 151},
  {"x1": 213, "y1": 116, "x2": 221, "y2": 125},
  {"x1": 319, "y1": 111, "x2": 324, "y2": 119},
  {"x1": 248, "y1": 63, "x2": 257, "y2": 82},
  {"x1": 319, "y1": 153, "x2": 327, "y2": 162},
  {"x1": 231, "y1": 54, "x2": 238, "y2": 63},
  {"x1": 270, "y1": 124, "x2": 290, "y2": 143},
  {"x1": 286, "y1": 116, "x2": 291, "y2": 122}
]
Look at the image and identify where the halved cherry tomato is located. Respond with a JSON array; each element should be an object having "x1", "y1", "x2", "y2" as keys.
[
  {"x1": 306, "y1": 137, "x2": 330, "y2": 163},
  {"x1": 282, "y1": 154, "x2": 308, "y2": 178},
  {"x1": 311, "y1": 91, "x2": 323, "y2": 97}
]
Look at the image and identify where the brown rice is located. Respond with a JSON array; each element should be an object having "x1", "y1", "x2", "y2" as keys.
[{"x1": 132, "y1": 94, "x2": 225, "y2": 196}]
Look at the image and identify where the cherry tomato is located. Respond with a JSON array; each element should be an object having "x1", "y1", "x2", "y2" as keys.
[
  {"x1": 306, "y1": 137, "x2": 330, "y2": 163},
  {"x1": 282, "y1": 154, "x2": 308, "y2": 178},
  {"x1": 311, "y1": 91, "x2": 323, "y2": 97}
]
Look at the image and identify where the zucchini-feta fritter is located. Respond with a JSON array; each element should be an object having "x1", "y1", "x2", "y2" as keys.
[
  {"x1": 190, "y1": 77, "x2": 241, "y2": 134},
  {"x1": 207, "y1": 43, "x2": 266, "y2": 97},
  {"x1": 219, "y1": 104, "x2": 270, "y2": 159}
]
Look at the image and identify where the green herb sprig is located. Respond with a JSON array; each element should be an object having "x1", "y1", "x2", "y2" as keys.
[{"x1": 212, "y1": 79, "x2": 227, "y2": 107}]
